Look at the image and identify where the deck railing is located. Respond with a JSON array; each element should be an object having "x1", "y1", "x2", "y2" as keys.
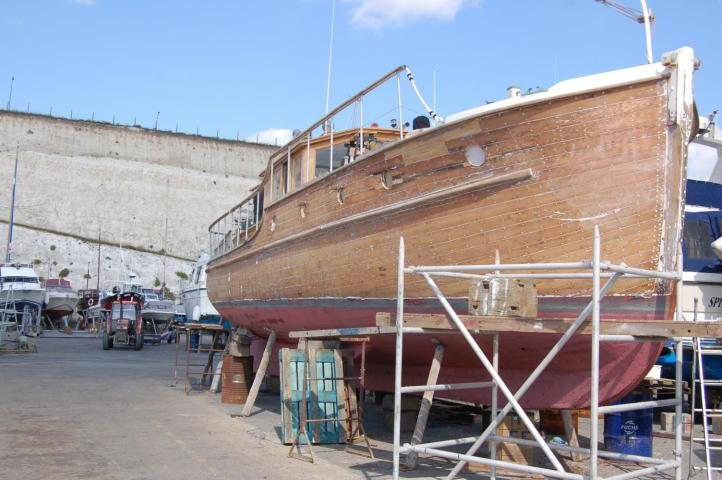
[
  {"x1": 209, "y1": 192, "x2": 260, "y2": 258},
  {"x1": 208, "y1": 65, "x2": 441, "y2": 260}
]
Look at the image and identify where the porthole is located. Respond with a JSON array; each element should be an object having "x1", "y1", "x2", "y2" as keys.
[
  {"x1": 465, "y1": 145, "x2": 486, "y2": 167},
  {"x1": 337, "y1": 188, "x2": 345, "y2": 205}
]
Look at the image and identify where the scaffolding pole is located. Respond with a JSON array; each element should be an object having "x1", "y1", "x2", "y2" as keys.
[{"x1": 389, "y1": 225, "x2": 691, "y2": 480}]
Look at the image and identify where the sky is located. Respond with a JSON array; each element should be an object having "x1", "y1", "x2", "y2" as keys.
[{"x1": 1, "y1": 0, "x2": 720, "y2": 145}]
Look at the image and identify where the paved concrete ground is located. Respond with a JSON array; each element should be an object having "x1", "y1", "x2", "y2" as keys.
[{"x1": 0, "y1": 337, "x2": 713, "y2": 479}]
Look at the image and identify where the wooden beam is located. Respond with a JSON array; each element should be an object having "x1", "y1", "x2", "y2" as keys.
[
  {"x1": 405, "y1": 340, "x2": 444, "y2": 469},
  {"x1": 289, "y1": 326, "x2": 397, "y2": 338},
  {"x1": 375, "y1": 312, "x2": 722, "y2": 339},
  {"x1": 241, "y1": 329, "x2": 276, "y2": 417}
]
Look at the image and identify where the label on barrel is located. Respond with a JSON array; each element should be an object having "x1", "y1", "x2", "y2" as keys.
[{"x1": 621, "y1": 420, "x2": 639, "y2": 436}]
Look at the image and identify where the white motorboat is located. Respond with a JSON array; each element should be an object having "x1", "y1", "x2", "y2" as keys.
[
  {"x1": 0, "y1": 264, "x2": 45, "y2": 335},
  {"x1": 181, "y1": 252, "x2": 220, "y2": 322},
  {"x1": 140, "y1": 288, "x2": 175, "y2": 322},
  {"x1": 681, "y1": 119, "x2": 722, "y2": 320},
  {"x1": 0, "y1": 264, "x2": 45, "y2": 309}
]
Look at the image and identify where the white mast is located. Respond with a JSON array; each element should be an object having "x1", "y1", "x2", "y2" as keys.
[{"x1": 5, "y1": 144, "x2": 19, "y2": 263}]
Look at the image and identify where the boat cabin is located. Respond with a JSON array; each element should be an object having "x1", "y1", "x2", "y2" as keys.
[
  {"x1": 209, "y1": 127, "x2": 404, "y2": 256},
  {"x1": 0, "y1": 264, "x2": 41, "y2": 287},
  {"x1": 264, "y1": 127, "x2": 401, "y2": 204},
  {"x1": 208, "y1": 64, "x2": 439, "y2": 258}
]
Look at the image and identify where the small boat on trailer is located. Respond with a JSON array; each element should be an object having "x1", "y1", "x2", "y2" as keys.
[
  {"x1": 140, "y1": 288, "x2": 175, "y2": 344},
  {"x1": 206, "y1": 47, "x2": 698, "y2": 409}
]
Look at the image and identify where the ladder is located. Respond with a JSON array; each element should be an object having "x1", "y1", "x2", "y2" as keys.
[{"x1": 690, "y1": 336, "x2": 722, "y2": 478}]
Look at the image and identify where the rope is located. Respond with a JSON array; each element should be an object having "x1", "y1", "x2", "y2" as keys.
[{"x1": 404, "y1": 67, "x2": 445, "y2": 125}]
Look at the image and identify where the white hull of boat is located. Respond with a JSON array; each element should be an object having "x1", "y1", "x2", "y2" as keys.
[
  {"x1": 0, "y1": 288, "x2": 45, "y2": 307},
  {"x1": 141, "y1": 300, "x2": 176, "y2": 322},
  {"x1": 181, "y1": 286, "x2": 219, "y2": 321},
  {"x1": 45, "y1": 293, "x2": 80, "y2": 318}
]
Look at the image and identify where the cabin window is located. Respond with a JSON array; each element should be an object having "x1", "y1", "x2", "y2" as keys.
[
  {"x1": 315, "y1": 145, "x2": 347, "y2": 178},
  {"x1": 291, "y1": 152, "x2": 304, "y2": 190},
  {"x1": 684, "y1": 220, "x2": 716, "y2": 260},
  {"x1": 273, "y1": 160, "x2": 287, "y2": 199},
  {"x1": 2, "y1": 276, "x2": 39, "y2": 284}
]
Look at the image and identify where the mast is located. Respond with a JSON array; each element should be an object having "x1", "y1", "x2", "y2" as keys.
[
  {"x1": 96, "y1": 226, "x2": 101, "y2": 291},
  {"x1": 324, "y1": 0, "x2": 336, "y2": 115},
  {"x1": 5, "y1": 144, "x2": 19, "y2": 263},
  {"x1": 162, "y1": 216, "x2": 168, "y2": 288}
]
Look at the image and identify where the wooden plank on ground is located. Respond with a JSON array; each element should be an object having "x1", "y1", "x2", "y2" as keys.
[{"x1": 375, "y1": 312, "x2": 722, "y2": 338}]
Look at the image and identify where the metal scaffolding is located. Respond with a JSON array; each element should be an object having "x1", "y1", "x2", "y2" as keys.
[{"x1": 392, "y1": 225, "x2": 688, "y2": 480}]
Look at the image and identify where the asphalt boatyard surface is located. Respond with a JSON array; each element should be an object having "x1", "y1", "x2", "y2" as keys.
[{"x1": 0, "y1": 337, "x2": 709, "y2": 479}]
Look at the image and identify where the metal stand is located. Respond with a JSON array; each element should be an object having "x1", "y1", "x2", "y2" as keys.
[
  {"x1": 287, "y1": 335, "x2": 374, "y2": 463},
  {"x1": 174, "y1": 323, "x2": 228, "y2": 395},
  {"x1": 391, "y1": 226, "x2": 689, "y2": 480},
  {"x1": 286, "y1": 226, "x2": 722, "y2": 478}
]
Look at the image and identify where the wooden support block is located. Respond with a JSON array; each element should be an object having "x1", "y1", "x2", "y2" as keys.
[
  {"x1": 375, "y1": 312, "x2": 722, "y2": 338},
  {"x1": 469, "y1": 278, "x2": 537, "y2": 317},
  {"x1": 660, "y1": 412, "x2": 691, "y2": 434}
]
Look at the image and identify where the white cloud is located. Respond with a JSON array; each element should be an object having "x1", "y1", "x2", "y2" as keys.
[
  {"x1": 245, "y1": 128, "x2": 293, "y2": 146},
  {"x1": 349, "y1": 0, "x2": 478, "y2": 30},
  {"x1": 73, "y1": 0, "x2": 96, "y2": 6}
]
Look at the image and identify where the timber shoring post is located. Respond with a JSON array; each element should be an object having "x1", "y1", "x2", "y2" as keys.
[
  {"x1": 561, "y1": 410, "x2": 582, "y2": 462},
  {"x1": 241, "y1": 328, "x2": 277, "y2": 417},
  {"x1": 404, "y1": 339, "x2": 444, "y2": 469},
  {"x1": 211, "y1": 327, "x2": 234, "y2": 393}
]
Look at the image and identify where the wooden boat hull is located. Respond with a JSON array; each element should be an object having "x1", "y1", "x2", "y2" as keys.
[
  {"x1": 213, "y1": 295, "x2": 667, "y2": 409},
  {"x1": 207, "y1": 50, "x2": 696, "y2": 409}
]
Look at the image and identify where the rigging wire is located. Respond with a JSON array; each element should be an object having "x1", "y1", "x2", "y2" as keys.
[
  {"x1": 324, "y1": 0, "x2": 336, "y2": 116},
  {"x1": 596, "y1": 0, "x2": 655, "y2": 63}
]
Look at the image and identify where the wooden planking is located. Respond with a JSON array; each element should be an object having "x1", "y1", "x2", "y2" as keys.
[
  {"x1": 374, "y1": 312, "x2": 722, "y2": 338},
  {"x1": 263, "y1": 81, "x2": 665, "y2": 239},
  {"x1": 266, "y1": 90, "x2": 666, "y2": 239},
  {"x1": 207, "y1": 79, "x2": 678, "y2": 303}
]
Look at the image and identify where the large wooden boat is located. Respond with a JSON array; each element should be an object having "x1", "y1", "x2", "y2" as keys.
[{"x1": 206, "y1": 48, "x2": 698, "y2": 409}]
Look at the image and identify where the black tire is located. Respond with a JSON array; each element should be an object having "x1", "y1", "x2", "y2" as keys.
[{"x1": 134, "y1": 332, "x2": 144, "y2": 350}]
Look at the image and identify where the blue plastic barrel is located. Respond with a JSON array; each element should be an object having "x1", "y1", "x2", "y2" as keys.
[
  {"x1": 603, "y1": 391, "x2": 653, "y2": 458},
  {"x1": 189, "y1": 333, "x2": 200, "y2": 351}
]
